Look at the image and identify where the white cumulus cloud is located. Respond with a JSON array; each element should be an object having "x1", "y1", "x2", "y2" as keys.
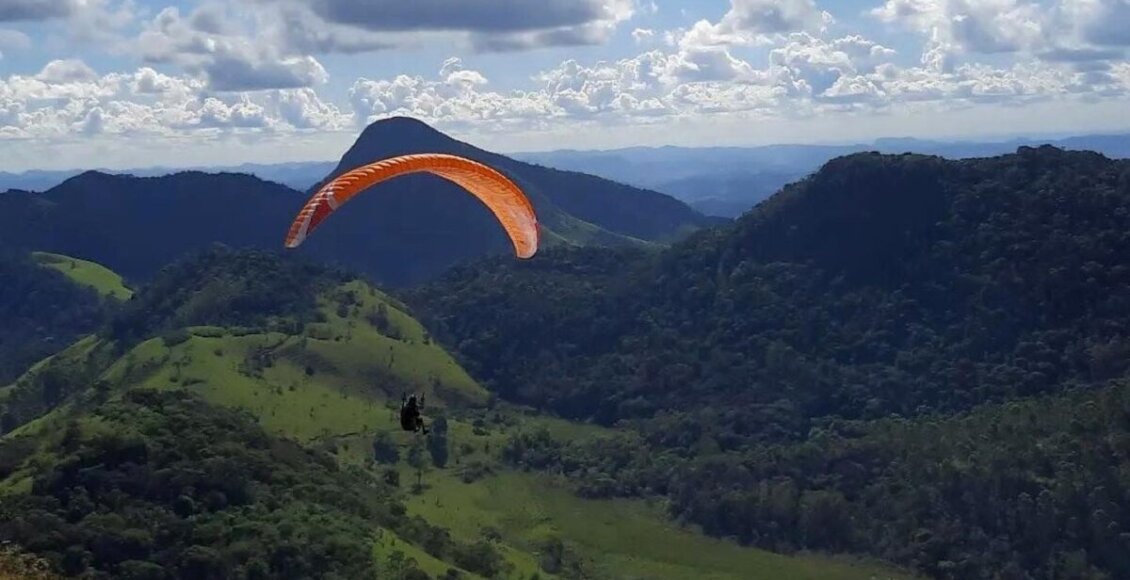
[
  {"x1": 0, "y1": 59, "x2": 351, "y2": 141},
  {"x1": 137, "y1": 5, "x2": 330, "y2": 92}
]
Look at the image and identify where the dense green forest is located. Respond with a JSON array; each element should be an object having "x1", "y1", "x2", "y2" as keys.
[
  {"x1": 102, "y1": 246, "x2": 348, "y2": 346},
  {"x1": 0, "y1": 389, "x2": 500, "y2": 579},
  {"x1": 410, "y1": 146, "x2": 1130, "y2": 578}
]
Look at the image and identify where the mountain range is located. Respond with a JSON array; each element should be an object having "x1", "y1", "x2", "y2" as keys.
[
  {"x1": 6, "y1": 132, "x2": 1129, "y2": 220},
  {"x1": 0, "y1": 161, "x2": 337, "y2": 193},
  {"x1": 4, "y1": 115, "x2": 1130, "y2": 578},
  {"x1": 512, "y1": 133, "x2": 1130, "y2": 217},
  {"x1": 0, "y1": 117, "x2": 715, "y2": 287}
]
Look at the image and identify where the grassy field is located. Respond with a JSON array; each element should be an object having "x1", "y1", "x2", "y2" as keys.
[
  {"x1": 342, "y1": 403, "x2": 913, "y2": 580},
  {"x1": 373, "y1": 529, "x2": 468, "y2": 579},
  {"x1": 31, "y1": 251, "x2": 133, "y2": 300},
  {"x1": 401, "y1": 469, "x2": 914, "y2": 580},
  {"x1": 0, "y1": 278, "x2": 487, "y2": 444},
  {"x1": 306, "y1": 280, "x2": 487, "y2": 406}
]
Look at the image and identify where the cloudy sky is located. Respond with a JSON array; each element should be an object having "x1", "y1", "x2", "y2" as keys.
[{"x1": 0, "y1": 0, "x2": 1128, "y2": 171}]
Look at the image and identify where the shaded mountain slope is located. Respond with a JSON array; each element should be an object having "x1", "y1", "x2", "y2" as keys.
[
  {"x1": 0, "y1": 171, "x2": 302, "y2": 283},
  {"x1": 0, "y1": 118, "x2": 717, "y2": 288},
  {"x1": 415, "y1": 146, "x2": 1130, "y2": 427},
  {"x1": 317, "y1": 117, "x2": 718, "y2": 242},
  {"x1": 293, "y1": 117, "x2": 720, "y2": 284},
  {"x1": 0, "y1": 252, "x2": 108, "y2": 386}
]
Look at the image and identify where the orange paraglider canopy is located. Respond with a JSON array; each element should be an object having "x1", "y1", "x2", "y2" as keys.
[{"x1": 284, "y1": 153, "x2": 539, "y2": 258}]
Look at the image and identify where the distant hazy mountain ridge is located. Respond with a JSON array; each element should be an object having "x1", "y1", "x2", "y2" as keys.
[{"x1": 513, "y1": 133, "x2": 1130, "y2": 217}]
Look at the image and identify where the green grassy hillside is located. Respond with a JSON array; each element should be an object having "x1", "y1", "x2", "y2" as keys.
[
  {"x1": 327, "y1": 405, "x2": 913, "y2": 580},
  {"x1": 99, "y1": 280, "x2": 486, "y2": 442},
  {"x1": 31, "y1": 251, "x2": 133, "y2": 300}
]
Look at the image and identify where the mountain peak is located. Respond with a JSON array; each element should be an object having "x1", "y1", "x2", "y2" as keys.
[
  {"x1": 363, "y1": 115, "x2": 437, "y2": 133},
  {"x1": 316, "y1": 115, "x2": 488, "y2": 193},
  {"x1": 51, "y1": 168, "x2": 294, "y2": 195},
  {"x1": 349, "y1": 116, "x2": 468, "y2": 159},
  {"x1": 53, "y1": 170, "x2": 128, "y2": 191}
]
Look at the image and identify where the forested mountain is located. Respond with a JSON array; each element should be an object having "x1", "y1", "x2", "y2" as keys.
[
  {"x1": 0, "y1": 172, "x2": 301, "y2": 283},
  {"x1": 409, "y1": 146, "x2": 1130, "y2": 578},
  {"x1": 0, "y1": 117, "x2": 716, "y2": 287},
  {"x1": 414, "y1": 145, "x2": 1130, "y2": 428},
  {"x1": 294, "y1": 116, "x2": 720, "y2": 284},
  {"x1": 320, "y1": 117, "x2": 716, "y2": 241}
]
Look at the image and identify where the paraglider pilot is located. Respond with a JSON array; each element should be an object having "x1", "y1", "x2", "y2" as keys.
[{"x1": 400, "y1": 393, "x2": 429, "y2": 435}]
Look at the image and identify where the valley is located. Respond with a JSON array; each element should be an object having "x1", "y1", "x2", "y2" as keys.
[{"x1": 0, "y1": 248, "x2": 908, "y2": 579}]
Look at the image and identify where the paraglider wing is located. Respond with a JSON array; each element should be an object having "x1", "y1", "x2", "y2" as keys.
[{"x1": 284, "y1": 153, "x2": 539, "y2": 258}]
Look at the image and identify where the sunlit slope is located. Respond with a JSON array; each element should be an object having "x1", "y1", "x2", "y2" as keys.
[
  {"x1": 0, "y1": 275, "x2": 502, "y2": 576},
  {"x1": 405, "y1": 471, "x2": 911, "y2": 580},
  {"x1": 100, "y1": 280, "x2": 487, "y2": 441},
  {"x1": 0, "y1": 335, "x2": 117, "y2": 433},
  {"x1": 327, "y1": 408, "x2": 914, "y2": 580},
  {"x1": 0, "y1": 275, "x2": 485, "y2": 441},
  {"x1": 31, "y1": 251, "x2": 133, "y2": 300}
]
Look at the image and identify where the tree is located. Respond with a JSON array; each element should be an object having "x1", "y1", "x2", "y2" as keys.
[
  {"x1": 407, "y1": 438, "x2": 428, "y2": 491},
  {"x1": 428, "y1": 416, "x2": 450, "y2": 468},
  {"x1": 372, "y1": 431, "x2": 399, "y2": 464},
  {"x1": 0, "y1": 543, "x2": 58, "y2": 579}
]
